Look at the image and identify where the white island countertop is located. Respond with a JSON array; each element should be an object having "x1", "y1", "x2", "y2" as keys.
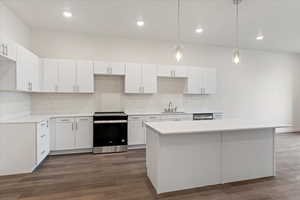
[{"x1": 145, "y1": 119, "x2": 291, "y2": 135}]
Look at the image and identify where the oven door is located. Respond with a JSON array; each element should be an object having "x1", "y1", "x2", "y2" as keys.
[{"x1": 93, "y1": 120, "x2": 128, "y2": 147}]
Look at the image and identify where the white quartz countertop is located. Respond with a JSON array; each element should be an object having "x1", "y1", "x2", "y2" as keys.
[
  {"x1": 145, "y1": 119, "x2": 291, "y2": 135},
  {"x1": 0, "y1": 113, "x2": 93, "y2": 124}
]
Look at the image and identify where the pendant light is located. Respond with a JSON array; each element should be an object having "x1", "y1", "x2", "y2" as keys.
[
  {"x1": 175, "y1": 0, "x2": 183, "y2": 62},
  {"x1": 232, "y1": 0, "x2": 242, "y2": 64}
]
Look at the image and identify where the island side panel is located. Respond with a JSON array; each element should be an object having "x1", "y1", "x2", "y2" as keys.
[
  {"x1": 146, "y1": 127, "x2": 160, "y2": 191},
  {"x1": 157, "y1": 132, "x2": 222, "y2": 194},
  {"x1": 221, "y1": 128, "x2": 275, "y2": 183}
]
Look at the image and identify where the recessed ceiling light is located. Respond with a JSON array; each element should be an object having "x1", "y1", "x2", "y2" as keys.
[
  {"x1": 136, "y1": 20, "x2": 145, "y2": 27},
  {"x1": 256, "y1": 35, "x2": 264, "y2": 41},
  {"x1": 195, "y1": 28, "x2": 203, "y2": 34},
  {"x1": 63, "y1": 11, "x2": 72, "y2": 18}
]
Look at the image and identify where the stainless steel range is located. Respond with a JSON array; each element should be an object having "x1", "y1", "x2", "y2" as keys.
[{"x1": 93, "y1": 112, "x2": 128, "y2": 154}]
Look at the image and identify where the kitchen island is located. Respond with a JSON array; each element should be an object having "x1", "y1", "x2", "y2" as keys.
[{"x1": 145, "y1": 119, "x2": 289, "y2": 194}]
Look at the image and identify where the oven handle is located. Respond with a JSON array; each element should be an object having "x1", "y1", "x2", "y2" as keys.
[{"x1": 94, "y1": 120, "x2": 128, "y2": 124}]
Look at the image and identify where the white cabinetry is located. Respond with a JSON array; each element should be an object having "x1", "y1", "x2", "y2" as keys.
[
  {"x1": 158, "y1": 65, "x2": 187, "y2": 78},
  {"x1": 41, "y1": 59, "x2": 59, "y2": 92},
  {"x1": 125, "y1": 63, "x2": 157, "y2": 94},
  {"x1": 58, "y1": 60, "x2": 76, "y2": 93},
  {"x1": 128, "y1": 114, "x2": 192, "y2": 147},
  {"x1": 53, "y1": 117, "x2": 93, "y2": 151},
  {"x1": 94, "y1": 61, "x2": 125, "y2": 75},
  {"x1": 0, "y1": 120, "x2": 50, "y2": 176},
  {"x1": 41, "y1": 59, "x2": 94, "y2": 93},
  {"x1": 77, "y1": 60, "x2": 94, "y2": 93},
  {"x1": 0, "y1": 43, "x2": 40, "y2": 92},
  {"x1": 0, "y1": 37, "x2": 17, "y2": 61},
  {"x1": 128, "y1": 116, "x2": 145, "y2": 145},
  {"x1": 185, "y1": 67, "x2": 216, "y2": 95},
  {"x1": 36, "y1": 120, "x2": 50, "y2": 165},
  {"x1": 16, "y1": 45, "x2": 40, "y2": 92}
]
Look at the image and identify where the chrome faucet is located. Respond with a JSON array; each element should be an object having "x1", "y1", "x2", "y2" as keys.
[{"x1": 164, "y1": 101, "x2": 177, "y2": 113}]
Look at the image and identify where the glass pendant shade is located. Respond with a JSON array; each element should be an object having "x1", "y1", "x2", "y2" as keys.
[
  {"x1": 175, "y1": 46, "x2": 183, "y2": 62},
  {"x1": 232, "y1": 48, "x2": 240, "y2": 64}
]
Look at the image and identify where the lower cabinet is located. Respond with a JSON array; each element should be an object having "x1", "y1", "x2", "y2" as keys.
[
  {"x1": 128, "y1": 116, "x2": 145, "y2": 145},
  {"x1": 53, "y1": 117, "x2": 93, "y2": 151},
  {"x1": 36, "y1": 120, "x2": 50, "y2": 165},
  {"x1": 128, "y1": 114, "x2": 193, "y2": 147}
]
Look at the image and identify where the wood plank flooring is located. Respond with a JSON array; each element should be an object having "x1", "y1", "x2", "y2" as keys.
[{"x1": 1, "y1": 132, "x2": 300, "y2": 200}]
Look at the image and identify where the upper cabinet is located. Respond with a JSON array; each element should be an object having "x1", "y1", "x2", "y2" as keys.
[
  {"x1": 0, "y1": 43, "x2": 39, "y2": 92},
  {"x1": 94, "y1": 61, "x2": 125, "y2": 75},
  {"x1": 16, "y1": 45, "x2": 40, "y2": 92},
  {"x1": 125, "y1": 63, "x2": 157, "y2": 94},
  {"x1": 40, "y1": 59, "x2": 94, "y2": 93},
  {"x1": 0, "y1": 37, "x2": 17, "y2": 62},
  {"x1": 76, "y1": 60, "x2": 94, "y2": 93},
  {"x1": 185, "y1": 67, "x2": 216, "y2": 95},
  {"x1": 158, "y1": 65, "x2": 187, "y2": 78}
]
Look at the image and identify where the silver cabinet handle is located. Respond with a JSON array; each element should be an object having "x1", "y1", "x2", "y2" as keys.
[
  {"x1": 173, "y1": 70, "x2": 176, "y2": 77},
  {"x1": 72, "y1": 122, "x2": 74, "y2": 131},
  {"x1": 40, "y1": 134, "x2": 46, "y2": 138},
  {"x1": 55, "y1": 84, "x2": 58, "y2": 92},
  {"x1": 94, "y1": 120, "x2": 127, "y2": 124},
  {"x1": 75, "y1": 121, "x2": 78, "y2": 130},
  {"x1": 41, "y1": 150, "x2": 46, "y2": 155},
  {"x1": 5, "y1": 45, "x2": 8, "y2": 56}
]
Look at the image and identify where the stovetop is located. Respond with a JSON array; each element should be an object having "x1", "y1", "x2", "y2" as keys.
[{"x1": 94, "y1": 112, "x2": 127, "y2": 116}]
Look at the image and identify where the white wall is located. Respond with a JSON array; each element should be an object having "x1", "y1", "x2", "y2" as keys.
[
  {"x1": 0, "y1": 3, "x2": 32, "y2": 120},
  {"x1": 30, "y1": 29, "x2": 300, "y2": 131}
]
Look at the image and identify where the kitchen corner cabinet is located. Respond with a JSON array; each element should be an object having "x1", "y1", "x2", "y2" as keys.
[
  {"x1": 125, "y1": 63, "x2": 157, "y2": 94},
  {"x1": 52, "y1": 117, "x2": 93, "y2": 151},
  {"x1": 0, "y1": 120, "x2": 50, "y2": 176},
  {"x1": 16, "y1": 45, "x2": 40, "y2": 92},
  {"x1": 0, "y1": 43, "x2": 39, "y2": 92},
  {"x1": 94, "y1": 61, "x2": 125, "y2": 75},
  {"x1": 40, "y1": 59, "x2": 94, "y2": 93},
  {"x1": 158, "y1": 65, "x2": 187, "y2": 78},
  {"x1": 0, "y1": 37, "x2": 17, "y2": 61},
  {"x1": 185, "y1": 67, "x2": 216, "y2": 95}
]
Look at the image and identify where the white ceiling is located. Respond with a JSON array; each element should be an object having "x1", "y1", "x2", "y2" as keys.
[{"x1": 3, "y1": 0, "x2": 300, "y2": 53}]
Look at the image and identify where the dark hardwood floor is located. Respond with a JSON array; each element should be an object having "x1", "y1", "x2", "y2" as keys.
[{"x1": 1, "y1": 132, "x2": 300, "y2": 200}]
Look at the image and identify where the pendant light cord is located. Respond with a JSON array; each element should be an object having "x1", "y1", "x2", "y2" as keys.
[
  {"x1": 177, "y1": 0, "x2": 181, "y2": 46},
  {"x1": 235, "y1": 0, "x2": 239, "y2": 49}
]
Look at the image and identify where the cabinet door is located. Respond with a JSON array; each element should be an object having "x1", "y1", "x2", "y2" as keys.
[
  {"x1": 42, "y1": 59, "x2": 59, "y2": 92},
  {"x1": 16, "y1": 45, "x2": 29, "y2": 91},
  {"x1": 55, "y1": 118, "x2": 75, "y2": 150},
  {"x1": 4, "y1": 39, "x2": 17, "y2": 61},
  {"x1": 203, "y1": 68, "x2": 216, "y2": 94},
  {"x1": 185, "y1": 66, "x2": 204, "y2": 94},
  {"x1": 94, "y1": 61, "x2": 109, "y2": 75},
  {"x1": 29, "y1": 52, "x2": 40, "y2": 91},
  {"x1": 125, "y1": 63, "x2": 142, "y2": 93},
  {"x1": 75, "y1": 117, "x2": 93, "y2": 149},
  {"x1": 111, "y1": 62, "x2": 125, "y2": 75},
  {"x1": 128, "y1": 117, "x2": 145, "y2": 145},
  {"x1": 142, "y1": 64, "x2": 157, "y2": 93},
  {"x1": 58, "y1": 60, "x2": 76, "y2": 92},
  {"x1": 76, "y1": 60, "x2": 94, "y2": 93}
]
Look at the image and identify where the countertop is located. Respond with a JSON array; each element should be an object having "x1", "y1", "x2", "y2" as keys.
[
  {"x1": 0, "y1": 113, "x2": 93, "y2": 124},
  {"x1": 145, "y1": 119, "x2": 290, "y2": 135}
]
